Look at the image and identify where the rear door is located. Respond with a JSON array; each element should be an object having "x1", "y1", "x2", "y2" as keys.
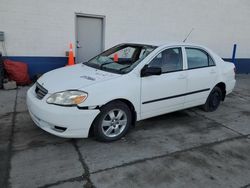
[
  {"x1": 141, "y1": 47, "x2": 187, "y2": 119},
  {"x1": 184, "y1": 47, "x2": 219, "y2": 107}
]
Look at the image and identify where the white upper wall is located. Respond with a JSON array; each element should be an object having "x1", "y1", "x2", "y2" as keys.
[{"x1": 0, "y1": 0, "x2": 249, "y2": 58}]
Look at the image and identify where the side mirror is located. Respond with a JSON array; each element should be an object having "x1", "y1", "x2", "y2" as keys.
[{"x1": 141, "y1": 65, "x2": 162, "y2": 77}]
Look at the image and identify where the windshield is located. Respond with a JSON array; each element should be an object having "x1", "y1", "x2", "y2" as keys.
[{"x1": 83, "y1": 44, "x2": 157, "y2": 74}]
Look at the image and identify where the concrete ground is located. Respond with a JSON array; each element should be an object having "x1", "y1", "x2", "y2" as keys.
[{"x1": 0, "y1": 75, "x2": 250, "y2": 188}]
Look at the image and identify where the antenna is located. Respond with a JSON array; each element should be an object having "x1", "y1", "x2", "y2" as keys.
[{"x1": 183, "y1": 28, "x2": 194, "y2": 43}]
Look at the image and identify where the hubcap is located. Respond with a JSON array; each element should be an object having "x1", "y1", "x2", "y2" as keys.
[{"x1": 101, "y1": 109, "x2": 127, "y2": 137}]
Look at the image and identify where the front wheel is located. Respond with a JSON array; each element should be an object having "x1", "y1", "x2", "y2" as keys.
[
  {"x1": 203, "y1": 86, "x2": 222, "y2": 112},
  {"x1": 93, "y1": 101, "x2": 132, "y2": 142}
]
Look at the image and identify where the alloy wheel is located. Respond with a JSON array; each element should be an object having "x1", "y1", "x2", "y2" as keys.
[{"x1": 101, "y1": 109, "x2": 128, "y2": 137}]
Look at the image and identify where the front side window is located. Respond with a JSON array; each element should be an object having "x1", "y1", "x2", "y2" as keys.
[
  {"x1": 186, "y1": 48, "x2": 215, "y2": 69},
  {"x1": 148, "y1": 48, "x2": 183, "y2": 73},
  {"x1": 83, "y1": 44, "x2": 156, "y2": 74}
]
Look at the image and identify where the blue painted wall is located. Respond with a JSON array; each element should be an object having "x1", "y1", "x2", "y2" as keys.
[
  {"x1": 6, "y1": 56, "x2": 67, "y2": 79},
  {"x1": 3, "y1": 56, "x2": 250, "y2": 79},
  {"x1": 223, "y1": 58, "x2": 250, "y2": 74}
]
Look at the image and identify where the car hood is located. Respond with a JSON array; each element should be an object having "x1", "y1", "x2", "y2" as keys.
[{"x1": 37, "y1": 64, "x2": 121, "y2": 93}]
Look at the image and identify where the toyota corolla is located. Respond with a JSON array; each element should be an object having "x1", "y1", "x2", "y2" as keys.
[{"x1": 27, "y1": 43, "x2": 236, "y2": 141}]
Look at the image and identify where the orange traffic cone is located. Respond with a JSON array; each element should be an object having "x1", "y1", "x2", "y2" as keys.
[
  {"x1": 113, "y1": 53, "x2": 118, "y2": 62},
  {"x1": 67, "y1": 43, "x2": 75, "y2": 66}
]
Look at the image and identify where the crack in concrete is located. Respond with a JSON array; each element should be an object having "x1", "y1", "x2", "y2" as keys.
[
  {"x1": 72, "y1": 140, "x2": 95, "y2": 188},
  {"x1": 241, "y1": 183, "x2": 250, "y2": 188},
  {"x1": 38, "y1": 175, "x2": 85, "y2": 188},
  {"x1": 25, "y1": 140, "x2": 94, "y2": 188},
  {"x1": 231, "y1": 91, "x2": 250, "y2": 101},
  {"x1": 91, "y1": 134, "x2": 250, "y2": 175},
  {"x1": 5, "y1": 89, "x2": 18, "y2": 188},
  {"x1": 14, "y1": 110, "x2": 29, "y2": 114},
  {"x1": 0, "y1": 110, "x2": 31, "y2": 116},
  {"x1": 191, "y1": 109, "x2": 244, "y2": 136},
  {"x1": 0, "y1": 112, "x2": 13, "y2": 119},
  {"x1": 12, "y1": 139, "x2": 72, "y2": 153}
]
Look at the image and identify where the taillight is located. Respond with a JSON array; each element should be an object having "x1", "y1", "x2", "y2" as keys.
[{"x1": 233, "y1": 66, "x2": 236, "y2": 79}]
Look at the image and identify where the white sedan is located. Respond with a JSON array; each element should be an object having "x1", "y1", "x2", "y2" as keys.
[{"x1": 27, "y1": 43, "x2": 236, "y2": 141}]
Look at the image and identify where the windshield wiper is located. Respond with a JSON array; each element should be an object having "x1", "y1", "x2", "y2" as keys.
[
  {"x1": 119, "y1": 65, "x2": 131, "y2": 73},
  {"x1": 100, "y1": 62, "x2": 115, "y2": 69}
]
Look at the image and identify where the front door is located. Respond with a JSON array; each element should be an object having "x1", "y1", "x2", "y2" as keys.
[
  {"x1": 141, "y1": 47, "x2": 187, "y2": 119},
  {"x1": 76, "y1": 15, "x2": 104, "y2": 63}
]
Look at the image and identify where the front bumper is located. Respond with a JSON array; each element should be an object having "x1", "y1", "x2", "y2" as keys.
[{"x1": 26, "y1": 85, "x2": 100, "y2": 138}]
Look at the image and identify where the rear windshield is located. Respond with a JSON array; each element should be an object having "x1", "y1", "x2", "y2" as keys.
[{"x1": 83, "y1": 44, "x2": 156, "y2": 74}]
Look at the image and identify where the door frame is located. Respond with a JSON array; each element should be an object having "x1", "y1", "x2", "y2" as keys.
[{"x1": 75, "y1": 13, "x2": 106, "y2": 63}]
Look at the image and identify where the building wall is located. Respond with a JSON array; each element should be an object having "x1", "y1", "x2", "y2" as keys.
[{"x1": 0, "y1": 0, "x2": 249, "y2": 76}]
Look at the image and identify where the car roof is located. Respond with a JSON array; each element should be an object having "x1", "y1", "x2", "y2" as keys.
[
  {"x1": 159, "y1": 42, "x2": 208, "y2": 48},
  {"x1": 122, "y1": 42, "x2": 207, "y2": 49}
]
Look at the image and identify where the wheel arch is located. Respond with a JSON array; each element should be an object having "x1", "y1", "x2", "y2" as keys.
[
  {"x1": 88, "y1": 98, "x2": 137, "y2": 137},
  {"x1": 215, "y1": 82, "x2": 226, "y2": 101},
  {"x1": 104, "y1": 98, "x2": 137, "y2": 125}
]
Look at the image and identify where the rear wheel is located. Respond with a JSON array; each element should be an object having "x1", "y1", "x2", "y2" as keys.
[
  {"x1": 203, "y1": 86, "x2": 222, "y2": 112},
  {"x1": 93, "y1": 101, "x2": 132, "y2": 142}
]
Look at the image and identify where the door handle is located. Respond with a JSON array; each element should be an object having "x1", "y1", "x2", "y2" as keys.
[
  {"x1": 76, "y1": 41, "x2": 82, "y2": 48},
  {"x1": 178, "y1": 74, "x2": 186, "y2": 79},
  {"x1": 210, "y1": 69, "x2": 216, "y2": 74}
]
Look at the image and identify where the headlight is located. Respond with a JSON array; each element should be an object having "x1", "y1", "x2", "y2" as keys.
[{"x1": 46, "y1": 90, "x2": 88, "y2": 106}]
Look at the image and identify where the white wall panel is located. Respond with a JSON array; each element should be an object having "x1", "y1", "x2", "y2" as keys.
[{"x1": 0, "y1": 0, "x2": 249, "y2": 58}]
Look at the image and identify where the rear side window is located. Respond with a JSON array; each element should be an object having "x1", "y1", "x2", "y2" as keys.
[
  {"x1": 209, "y1": 56, "x2": 215, "y2": 66},
  {"x1": 186, "y1": 48, "x2": 215, "y2": 69}
]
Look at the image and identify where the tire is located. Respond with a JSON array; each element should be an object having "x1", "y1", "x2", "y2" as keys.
[
  {"x1": 203, "y1": 86, "x2": 222, "y2": 112},
  {"x1": 93, "y1": 101, "x2": 132, "y2": 142}
]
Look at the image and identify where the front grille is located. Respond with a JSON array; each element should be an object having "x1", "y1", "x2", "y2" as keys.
[{"x1": 35, "y1": 82, "x2": 48, "y2": 100}]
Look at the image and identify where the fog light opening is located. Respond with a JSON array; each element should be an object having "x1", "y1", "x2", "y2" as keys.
[{"x1": 53, "y1": 126, "x2": 67, "y2": 132}]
